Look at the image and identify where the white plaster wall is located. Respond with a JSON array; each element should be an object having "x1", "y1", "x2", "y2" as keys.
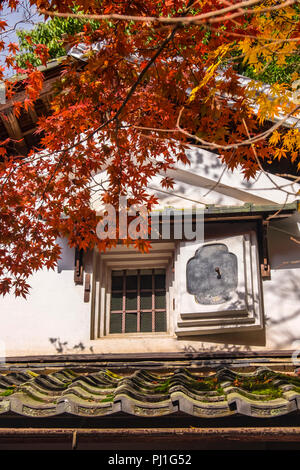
[
  {"x1": 263, "y1": 213, "x2": 300, "y2": 350},
  {"x1": 1, "y1": 150, "x2": 300, "y2": 358},
  {"x1": 0, "y1": 213, "x2": 300, "y2": 357},
  {"x1": 0, "y1": 240, "x2": 91, "y2": 356}
]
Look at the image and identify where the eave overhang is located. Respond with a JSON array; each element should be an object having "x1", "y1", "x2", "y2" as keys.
[{"x1": 149, "y1": 201, "x2": 298, "y2": 222}]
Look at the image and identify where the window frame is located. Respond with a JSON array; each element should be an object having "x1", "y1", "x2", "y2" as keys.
[
  {"x1": 107, "y1": 267, "x2": 169, "y2": 336},
  {"x1": 90, "y1": 231, "x2": 264, "y2": 340},
  {"x1": 90, "y1": 242, "x2": 176, "y2": 339}
]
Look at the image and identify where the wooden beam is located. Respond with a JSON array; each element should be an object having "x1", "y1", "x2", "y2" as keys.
[
  {"x1": 1, "y1": 350, "x2": 298, "y2": 363},
  {"x1": 0, "y1": 111, "x2": 27, "y2": 154},
  {"x1": 260, "y1": 219, "x2": 271, "y2": 280},
  {"x1": 0, "y1": 427, "x2": 299, "y2": 442},
  {"x1": 41, "y1": 94, "x2": 53, "y2": 113},
  {"x1": 27, "y1": 105, "x2": 38, "y2": 124},
  {"x1": 0, "y1": 77, "x2": 58, "y2": 113}
]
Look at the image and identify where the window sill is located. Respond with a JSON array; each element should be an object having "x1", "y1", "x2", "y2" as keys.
[{"x1": 98, "y1": 332, "x2": 174, "y2": 339}]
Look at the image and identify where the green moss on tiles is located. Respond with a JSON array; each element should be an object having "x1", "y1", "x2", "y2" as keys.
[
  {"x1": 153, "y1": 376, "x2": 224, "y2": 396},
  {"x1": 61, "y1": 369, "x2": 78, "y2": 377},
  {"x1": 0, "y1": 388, "x2": 15, "y2": 396},
  {"x1": 154, "y1": 378, "x2": 171, "y2": 393},
  {"x1": 231, "y1": 375, "x2": 284, "y2": 400},
  {"x1": 249, "y1": 388, "x2": 282, "y2": 400},
  {"x1": 187, "y1": 376, "x2": 223, "y2": 393},
  {"x1": 232, "y1": 388, "x2": 282, "y2": 401},
  {"x1": 193, "y1": 379, "x2": 219, "y2": 392},
  {"x1": 276, "y1": 373, "x2": 300, "y2": 387},
  {"x1": 26, "y1": 370, "x2": 39, "y2": 378},
  {"x1": 105, "y1": 370, "x2": 121, "y2": 380},
  {"x1": 100, "y1": 394, "x2": 114, "y2": 403},
  {"x1": 63, "y1": 381, "x2": 73, "y2": 388}
]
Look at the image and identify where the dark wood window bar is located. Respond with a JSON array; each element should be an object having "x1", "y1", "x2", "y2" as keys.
[{"x1": 110, "y1": 269, "x2": 167, "y2": 334}]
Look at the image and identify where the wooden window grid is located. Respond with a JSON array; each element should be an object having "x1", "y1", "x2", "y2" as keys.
[{"x1": 110, "y1": 269, "x2": 167, "y2": 334}]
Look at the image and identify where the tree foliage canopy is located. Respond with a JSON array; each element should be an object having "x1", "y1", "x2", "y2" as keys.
[
  {"x1": 0, "y1": 0, "x2": 299, "y2": 297},
  {"x1": 15, "y1": 10, "x2": 100, "y2": 67}
]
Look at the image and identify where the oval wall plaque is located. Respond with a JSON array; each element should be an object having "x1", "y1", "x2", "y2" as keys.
[{"x1": 186, "y1": 243, "x2": 238, "y2": 305}]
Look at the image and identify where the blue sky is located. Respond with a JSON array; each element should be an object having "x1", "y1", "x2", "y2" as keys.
[{"x1": 1, "y1": 1, "x2": 43, "y2": 75}]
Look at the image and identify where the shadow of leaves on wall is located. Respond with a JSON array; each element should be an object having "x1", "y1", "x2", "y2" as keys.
[
  {"x1": 182, "y1": 342, "x2": 252, "y2": 355},
  {"x1": 49, "y1": 337, "x2": 94, "y2": 354}
]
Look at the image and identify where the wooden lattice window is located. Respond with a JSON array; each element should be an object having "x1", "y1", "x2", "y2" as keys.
[{"x1": 110, "y1": 269, "x2": 167, "y2": 334}]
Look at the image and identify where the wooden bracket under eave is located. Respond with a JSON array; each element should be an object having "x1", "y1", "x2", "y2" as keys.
[
  {"x1": 74, "y1": 247, "x2": 84, "y2": 285},
  {"x1": 84, "y1": 273, "x2": 91, "y2": 303},
  {"x1": 260, "y1": 220, "x2": 271, "y2": 280},
  {"x1": 261, "y1": 257, "x2": 271, "y2": 279}
]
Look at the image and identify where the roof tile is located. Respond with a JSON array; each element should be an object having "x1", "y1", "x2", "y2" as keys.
[{"x1": 0, "y1": 366, "x2": 300, "y2": 418}]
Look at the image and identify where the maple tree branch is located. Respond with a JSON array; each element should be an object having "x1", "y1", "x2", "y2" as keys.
[
  {"x1": 275, "y1": 258, "x2": 300, "y2": 268},
  {"x1": 135, "y1": 118, "x2": 300, "y2": 198},
  {"x1": 2, "y1": 1, "x2": 297, "y2": 198},
  {"x1": 175, "y1": 104, "x2": 300, "y2": 152},
  {"x1": 132, "y1": 101, "x2": 300, "y2": 159},
  {"x1": 34, "y1": 0, "x2": 197, "y2": 200},
  {"x1": 276, "y1": 174, "x2": 300, "y2": 182},
  {"x1": 147, "y1": 184, "x2": 207, "y2": 206},
  {"x1": 207, "y1": 0, "x2": 296, "y2": 24},
  {"x1": 2, "y1": 0, "x2": 299, "y2": 297},
  {"x1": 219, "y1": 0, "x2": 245, "y2": 14},
  {"x1": 202, "y1": 148, "x2": 237, "y2": 197},
  {"x1": 291, "y1": 236, "x2": 300, "y2": 245},
  {"x1": 39, "y1": 2, "x2": 195, "y2": 158},
  {"x1": 271, "y1": 227, "x2": 300, "y2": 268},
  {"x1": 206, "y1": 25, "x2": 300, "y2": 43},
  {"x1": 39, "y1": 0, "x2": 297, "y2": 26},
  {"x1": 242, "y1": 118, "x2": 296, "y2": 217},
  {"x1": 267, "y1": 194, "x2": 290, "y2": 221}
]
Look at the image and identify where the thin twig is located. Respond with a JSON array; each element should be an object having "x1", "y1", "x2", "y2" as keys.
[{"x1": 39, "y1": 0, "x2": 297, "y2": 26}]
